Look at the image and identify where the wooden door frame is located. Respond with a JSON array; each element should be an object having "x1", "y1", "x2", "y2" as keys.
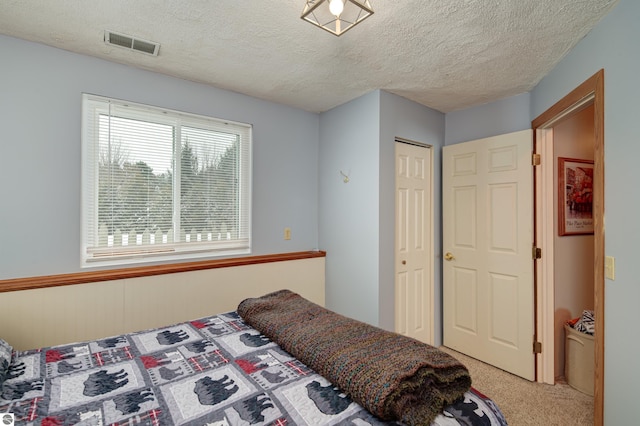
[{"x1": 532, "y1": 69, "x2": 604, "y2": 426}]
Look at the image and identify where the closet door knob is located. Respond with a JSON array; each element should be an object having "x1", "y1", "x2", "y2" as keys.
[{"x1": 444, "y1": 252, "x2": 455, "y2": 261}]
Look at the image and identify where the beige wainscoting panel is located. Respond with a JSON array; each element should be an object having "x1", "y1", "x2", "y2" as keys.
[
  {"x1": 0, "y1": 280, "x2": 126, "y2": 350},
  {"x1": 0, "y1": 257, "x2": 325, "y2": 350},
  {"x1": 122, "y1": 258, "x2": 326, "y2": 333}
]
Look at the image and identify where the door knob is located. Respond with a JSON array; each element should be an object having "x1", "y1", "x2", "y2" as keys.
[
  {"x1": 444, "y1": 252, "x2": 455, "y2": 261},
  {"x1": 401, "y1": 260, "x2": 406, "y2": 265}
]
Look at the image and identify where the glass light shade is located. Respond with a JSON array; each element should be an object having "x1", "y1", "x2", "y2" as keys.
[
  {"x1": 301, "y1": 0, "x2": 374, "y2": 36},
  {"x1": 329, "y1": 0, "x2": 344, "y2": 16}
]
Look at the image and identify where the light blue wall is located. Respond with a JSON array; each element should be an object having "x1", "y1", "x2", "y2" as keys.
[
  {"x1": 379, "y1": 91, "x2": 445, "y2": 339},
  {"x1": 318, "y1": 90, "x2": 445, "y2": 332},
  {"x1": 530, "y1": 0, "x2": 637, "y2": 422},
  {"x1": 0, "y1": 35, "x2": 320, "y2": 280},
  {"x1": 445, "y1": 93, "x2": 531, "y2": 145},
  {"x1": 318, "y1": 91, "x2": 381, "y2": 325}
]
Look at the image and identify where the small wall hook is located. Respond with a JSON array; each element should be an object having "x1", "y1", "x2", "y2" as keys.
[{"x1": 340, "y1": 170, "x2": 350, "y2": 183}]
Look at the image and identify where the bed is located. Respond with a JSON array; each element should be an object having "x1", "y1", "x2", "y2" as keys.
[{"x1": 0, "y1": 290, "x2": 507, "y2": 425}]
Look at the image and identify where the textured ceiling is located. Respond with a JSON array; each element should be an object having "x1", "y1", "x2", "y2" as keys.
[{"x1": 0, "y1": 0, "x2": 618, "y2": 113}]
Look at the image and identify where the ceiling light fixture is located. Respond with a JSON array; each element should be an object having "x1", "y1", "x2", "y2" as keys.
[{"x1": 301, "y1": 0, "x2": 374, "y2": 36}]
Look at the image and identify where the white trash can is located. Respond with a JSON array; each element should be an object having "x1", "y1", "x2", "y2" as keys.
[{"x1": 564, "y1": 323, "x2": 594, "y2": 396}]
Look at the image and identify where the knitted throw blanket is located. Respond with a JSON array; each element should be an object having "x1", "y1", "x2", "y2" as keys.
[{"x1": 237, "y1": 290, "x2": 471, "y2": 425}]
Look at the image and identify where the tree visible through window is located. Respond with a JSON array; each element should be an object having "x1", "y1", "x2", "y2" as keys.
[{"x1": 82, "y1": 94, "x2": 251, "y2": 266}]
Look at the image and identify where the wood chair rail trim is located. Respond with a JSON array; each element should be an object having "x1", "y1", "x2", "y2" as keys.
[{"x1": 0, "y1": 251, "x2": 326, "y2": 293}]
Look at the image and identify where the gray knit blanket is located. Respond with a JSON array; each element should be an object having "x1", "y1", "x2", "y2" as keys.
[{"x1": 238, "y1": 289, "x2": 471, "y2": 425}]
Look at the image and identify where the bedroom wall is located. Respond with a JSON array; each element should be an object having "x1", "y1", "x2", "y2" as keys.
[
  {"x1": 530, "y1": 0, "x2": 637, "y2": 422},
  {"x1": 318, "y1": 90, "x2": 445, "y2": 336},
  {"x1": 318, "y1": 91, "x2": 381, "y2": 326},
  {"x1": 0, "y1": 34, "x2": 320, "y2": 281},
  {"x1": 445, "y1": 93, "x2": 531, "y2": 145},
  {"x1": 378, "y1": 91, "x2": 445, "y2": 337}
]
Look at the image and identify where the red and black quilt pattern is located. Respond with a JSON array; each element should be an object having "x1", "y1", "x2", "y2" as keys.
[{"x1": 0, "y1": 312, "x2": 507, "y2": 425}]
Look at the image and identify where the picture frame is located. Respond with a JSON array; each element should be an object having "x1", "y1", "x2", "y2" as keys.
[{"x1": 558, "y1": 157, "x2": 594, "y2": 236}]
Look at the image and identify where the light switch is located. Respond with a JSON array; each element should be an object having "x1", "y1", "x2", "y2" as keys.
[
  {"x1": 284, "y1": 227, "x2": 291, "y2": 240},
  {"x1": 605, "y1": 256, "x2": 615, "y2": 280}
]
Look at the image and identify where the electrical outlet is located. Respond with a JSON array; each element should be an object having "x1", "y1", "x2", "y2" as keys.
[
  {"x1": 605, "y1": 256, "x2": 615, "y2": 280},
  {"x1": 284, "y1": 227, "x2": 291, "y2": 240}
]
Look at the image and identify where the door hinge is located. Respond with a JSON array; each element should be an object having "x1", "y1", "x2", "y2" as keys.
[
  {"x1": 533, "y1": 341, "x2": 542, "y2": 354},
  {"x1": 532, "y1": 153, "x2": 541, "y2": 166},
  {"x1": 532, "y1": 246, "x2": 542, "y2": 259}
]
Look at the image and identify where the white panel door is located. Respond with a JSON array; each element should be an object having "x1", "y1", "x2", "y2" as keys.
[
  {"x1": 443, "y1": 130, "x2": 534, "y2": 380},
  {"x1": 395, "y1": 142, "x2": 433, "y2": 344}
]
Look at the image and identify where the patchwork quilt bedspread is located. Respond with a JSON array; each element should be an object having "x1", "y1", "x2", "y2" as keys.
[{"x1": 0, "y1": 311, "x2": 507, "y2": 425}]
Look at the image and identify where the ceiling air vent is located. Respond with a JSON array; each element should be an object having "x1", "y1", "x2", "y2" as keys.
[{"x1": 104, "y1": 30, "x2": 160, "y2": 56}]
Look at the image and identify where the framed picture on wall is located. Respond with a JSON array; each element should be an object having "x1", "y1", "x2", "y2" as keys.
[{"x1": 558, "y1": 157, "x2": 594, "y2": 236}]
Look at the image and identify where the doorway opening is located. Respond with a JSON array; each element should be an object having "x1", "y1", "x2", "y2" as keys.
[{"x1": 532, "y1": 69, "x2": 605, "y2": 425}]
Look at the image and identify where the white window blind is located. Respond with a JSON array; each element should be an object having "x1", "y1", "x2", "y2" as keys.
[{"x1": 82, "y1": 94, "x2": 252, "y2": 266}]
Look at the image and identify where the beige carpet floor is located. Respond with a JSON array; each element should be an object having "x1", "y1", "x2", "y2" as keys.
[{"x1": 439, "y1": 346, "x2": 594, "y2": 425}]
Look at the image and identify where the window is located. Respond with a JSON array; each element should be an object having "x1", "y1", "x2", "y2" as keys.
[{"x1": 82, "y1": 94, "x2": 251, "y2": 266}]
